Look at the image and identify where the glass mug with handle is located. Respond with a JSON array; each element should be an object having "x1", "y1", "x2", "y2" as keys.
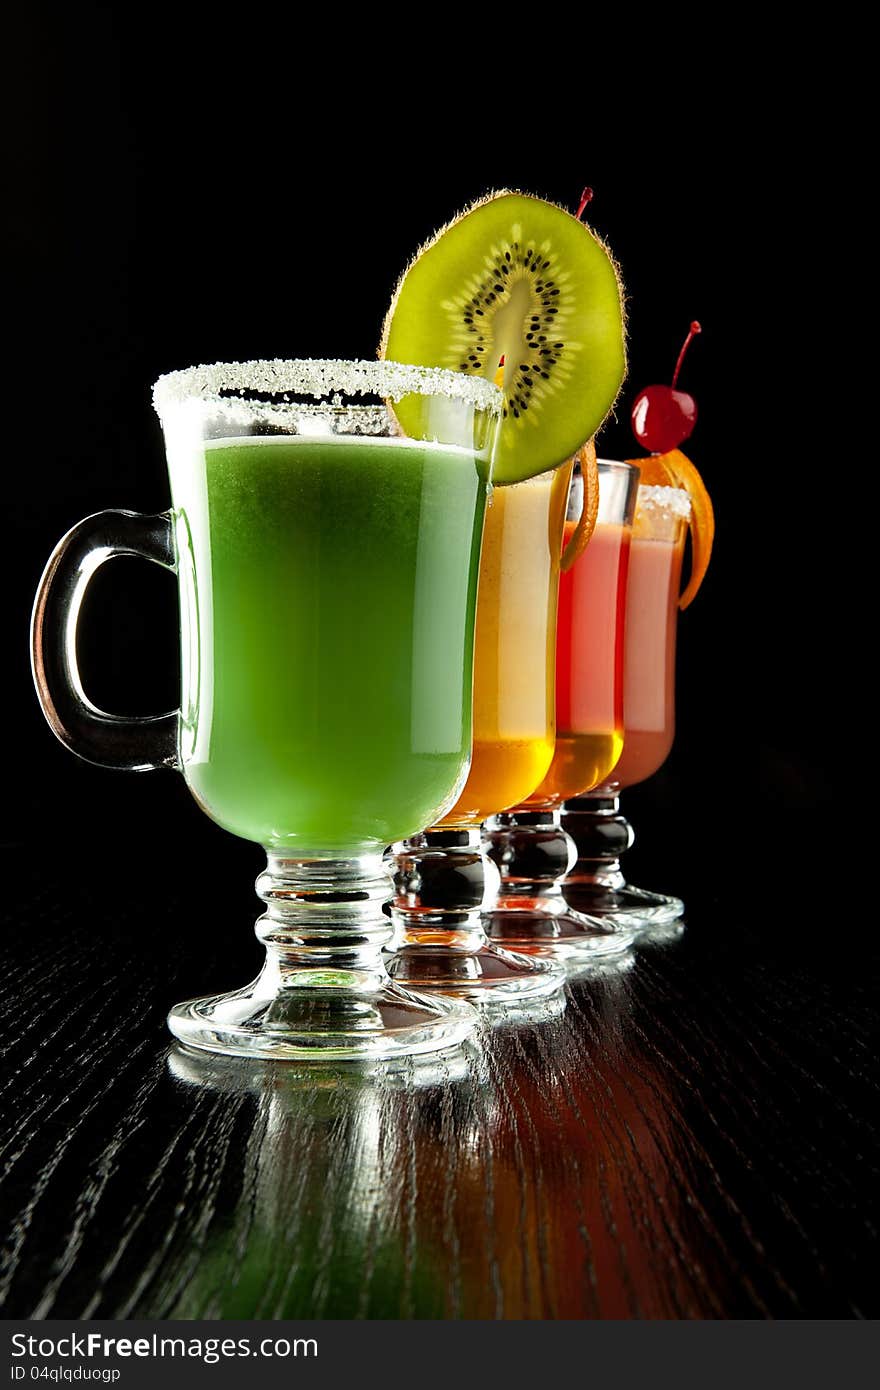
[{"x1": 31, "y1": 359, "x2": 502, "y2": 1060}]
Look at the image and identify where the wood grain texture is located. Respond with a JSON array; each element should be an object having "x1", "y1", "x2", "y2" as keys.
[{"x1": 0, "y1": 849, "x2": 877, "y2": 1320}]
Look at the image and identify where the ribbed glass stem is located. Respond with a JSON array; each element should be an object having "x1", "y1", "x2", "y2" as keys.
[
  {"x1": 482, "y1": 808, "x2": 637, "y2": 960},
  {"x1": 389, "y1": 829, "x2": 498, "y2": 954},
  {"x1": 386, "y1": 830, "x2": 564, "y2": 1000},
  {"x1": 253, "y1": 853, "x2": 393, "y2": 993},
  {"x1": 483, "y1": 810, "x2": 576, "y2": 915},
  {"x1": 167, "y1": 851, "x2": 477, "y2": 1060},
  {"x1": 561, "y1": 795, "x2": 633, "y2": 889}
]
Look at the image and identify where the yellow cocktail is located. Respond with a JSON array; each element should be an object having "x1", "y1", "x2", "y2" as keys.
[
  {"x1": 440, "y1": 462, "x2": 571, "y2": 827},
  {"x1": 388, "y1": 462, "x2": 572, "y2": 1003}
]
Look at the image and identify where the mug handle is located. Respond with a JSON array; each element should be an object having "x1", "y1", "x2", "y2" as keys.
[{"x1": 31, "y1": 509, "x2": 179, "y2": 771}]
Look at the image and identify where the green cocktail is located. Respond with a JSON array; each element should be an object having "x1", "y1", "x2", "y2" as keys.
[
  {"x1": 33, "y1": 359, "x2": 501, "y2": 1058},
  {"x1": 172, "y1": 434, "x2": 487, "y2": 853}
]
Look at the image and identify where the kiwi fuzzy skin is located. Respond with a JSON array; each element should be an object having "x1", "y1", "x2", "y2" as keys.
[
  {"x1": 378, "y1": 189, "x2": 628, "y2": 458},
  {"x1": 379, "y1": 190, "x2": 517, "y2": 360}
]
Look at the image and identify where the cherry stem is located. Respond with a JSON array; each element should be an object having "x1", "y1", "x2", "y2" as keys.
[
  {"x1": 575, "y1": 187, "x2": 594, "y2": 221},
  {"x1": 671, "y1": 321, "x2": 702, "y2": 388}
]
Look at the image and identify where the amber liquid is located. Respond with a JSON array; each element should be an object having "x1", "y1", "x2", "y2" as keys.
[
  {"x1": 535, "y1": 731, "x2": 624, "y2": 805},
  {"x1": 440, "y1": 464, "x2": 572, "y2": 826},
  {"x1": 452, "y1": 738, "x2": 559, "y2": 825},
  {"x1": 523, "y1": 521, "x2": 629, "y2": 809}
]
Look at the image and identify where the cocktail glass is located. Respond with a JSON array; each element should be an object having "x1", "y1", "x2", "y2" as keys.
[
  {"x1": 562, "y1": 483, "x2": 690, "y2": 927},
  {"x1": 485, "y1": 459, "x2": 641, "y2": 962},
  {"x1": 31, "y1": 359, "x2": 502, "y2": 1059},
  {"x1": 387, "y1": 464, "x2": 570, "y2": 1003}
]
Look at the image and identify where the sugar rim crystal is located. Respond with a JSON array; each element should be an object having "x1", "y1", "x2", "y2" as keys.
[
  {"x1": 152, "y1": 358, "x2": 503, "y2": 425},
  {"x1": 636, "y1": 483, "x2": 692, "y2": 518}
]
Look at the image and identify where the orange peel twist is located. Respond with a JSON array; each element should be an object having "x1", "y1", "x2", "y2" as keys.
[
  {"x1": 560, "y1": 439, "x2": 599, "y2": 573},
  {"x1": 628, "y1": 448, "x2": 714, "y2": 609}
]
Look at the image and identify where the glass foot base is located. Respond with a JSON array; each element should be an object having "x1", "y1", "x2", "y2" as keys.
[
  {"x1": 482, "y1": 988, "x2": 568, "y2": 1030},
  {"x1": 564, "y1": 880, "x2": 685, "y2": 929},
  {"x1": 637, "y1": 918, "x2": 686, "y2": 947},
  {"x1": 168, "y1": 978, "x2": 477, "y2": 1062},
  {"x1": 565, "y1": 949, "x2": 636, "y2": 986},
  {"x1": 168, "y1": 1038, "x2": 481, "y2": 1095},
  {"x1": 487, "y1": 906, "x2": 635, "y2": 965},
  {"x1": 387, "y1": 942, "x2": 565, "y2": 1005}
]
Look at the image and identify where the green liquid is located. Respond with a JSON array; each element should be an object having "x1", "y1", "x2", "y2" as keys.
[{"x1": 170, "y1": 435, "x2": 488, "y2": 853}]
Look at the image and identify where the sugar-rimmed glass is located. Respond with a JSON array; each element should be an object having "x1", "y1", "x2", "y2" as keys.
[
  {"x1": 562, "y1": 483, "x2": 690, "y2": 927},
  {"x1": 31, "y1": 359, "x2": 501, "y2": 1059}
]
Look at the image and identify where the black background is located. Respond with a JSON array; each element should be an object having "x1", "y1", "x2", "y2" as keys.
[{"x1": 6, "y1": 11, "x2": 832, "y2": 935}]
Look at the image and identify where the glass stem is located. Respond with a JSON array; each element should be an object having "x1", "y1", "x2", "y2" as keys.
[
  {"x1": 253, "y1": 852, "x2": 393, "y2": 994},
  {"x1": 482, "y1": 809, "x2": 576, "y2": 916},
  {"x1": 388, "y1": 829, "x2": 499, "y2": 960},
  {"x1": 168, "y1": 849, "x2": 477, "y2": 1060},
  {"x1": 561, "y1": 795, "x2": 634, "y2": 889}
]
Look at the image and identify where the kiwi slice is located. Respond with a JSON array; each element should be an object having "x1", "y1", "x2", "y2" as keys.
[{"x1": 380, "y1": 190, "x2": 626, "y2": 484}]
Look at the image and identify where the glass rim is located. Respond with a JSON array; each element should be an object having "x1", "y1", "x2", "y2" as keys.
[
  {"x1": 595, "y1": 456, "x2": 639, "y2": 477},
  {"x1": 596, "y1": 458, "x2": 690, "y2": 506},
  {"x1": 151, "y1": 358, "x2": 503, "y2": 424}
]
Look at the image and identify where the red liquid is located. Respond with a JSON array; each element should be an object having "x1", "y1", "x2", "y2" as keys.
[
  {"x1": 557, "y1": 520, "x2": 629, "y2": 736},
  {"x1": 524, "y1": 520, "x2": 629, "y2": 806},
  {"x1": 604, "y1": 533, "x2": 684, "y2": 791}
]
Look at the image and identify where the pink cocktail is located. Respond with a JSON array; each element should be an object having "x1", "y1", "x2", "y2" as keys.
[{"x1": 562, "y1": 484, "x2": 691, "y2": 928}]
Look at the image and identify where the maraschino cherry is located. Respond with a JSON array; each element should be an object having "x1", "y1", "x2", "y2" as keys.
[{"x1": 631, "y1": 321, "x2": 701, "y2": 453}]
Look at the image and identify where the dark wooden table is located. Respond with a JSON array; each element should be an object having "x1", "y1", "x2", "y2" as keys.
[{"x1": 1, "y1": 819, "x2": 877, "y2": 1320}]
